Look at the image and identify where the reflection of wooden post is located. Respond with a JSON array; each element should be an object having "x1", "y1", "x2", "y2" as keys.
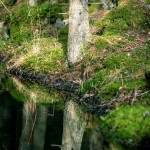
[
  {"x1": 19, "y1": 102, "x2": 47, "y2": 150},
  {"x1": 67, "y1": 0, "x2": 90, "y2": 66},
  {"x1": 19, "y1": 102, "x2": 36, "y2": 150},
  {"x1": 81, "y1": 128, "x2": 103, "y2": 150},
  {"x1": 33, "y1": 105, "x2": 48, "y2": 150},
  {"x1": 62, "y1": 100, "x2": 86, "y2": 150}
]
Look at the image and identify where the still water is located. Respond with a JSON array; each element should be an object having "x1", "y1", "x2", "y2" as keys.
[{"x1": 0, "y1": 77, "x2": 102, "y2": 150}]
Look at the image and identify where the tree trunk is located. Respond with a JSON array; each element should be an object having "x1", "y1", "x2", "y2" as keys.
[{"x1": 67, "y1": 0, "x2": 90, "y2": 66}]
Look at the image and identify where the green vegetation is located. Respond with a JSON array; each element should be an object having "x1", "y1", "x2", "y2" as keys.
[
  {"x1": 81, "y1": 43, "x2": 150, "y2": 101},
  {"x1": 58, "y1": 25, "x2": 68, "y2": 52},
  {"x1": 96, "y1": 0, "x2": 149, "y2": 35},
  {"x1": 5, "y1": 77, "x2": 64, "y2": 105},
  {"x1": 0, "y1": 0, "x2": 149, "y2": 102},
  {"x1": 0, "y1": 0, "x2": 16, "y2": 7},
  {"x1": 0, "y1": 0, "x2": 150, "y2": 148},
  {"x1": 2, "y1": 0, "x2": 147, "y2": 102},
  {"x1": 1, "y1": 1, "x2": 68, "y2": 45},
  {"x1": 80, "y1": 0, "x2": 150, "y2": 102},
  {"x1": 101, "y1": 105, "x2": 150, "y2": 148},
  {"x1": 18, "y1": 38, "x2": 66, "y2": 73},
  {"x1": 88, "y1": 0, "x2": 103, "y2": 14}
]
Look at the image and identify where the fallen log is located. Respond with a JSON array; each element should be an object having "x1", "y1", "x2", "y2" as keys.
[{"x1": 8, "y1": 67, "x2": 80, "y2": 92}]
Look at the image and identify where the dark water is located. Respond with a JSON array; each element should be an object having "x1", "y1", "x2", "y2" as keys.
[
  {"x1": 0, "y1": 91, "x2": 22, "y2": 150},
  {"x1": 0, "y1": 90, "x2": 63, "y2": 150},
  {"x1": 0, "y1": 77, "x2": 103, "y2": 150}
]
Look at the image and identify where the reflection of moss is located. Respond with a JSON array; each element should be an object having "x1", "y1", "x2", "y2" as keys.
[
  {"x1": 5, "y1": 77, "x2": 64, "y2": 105},
  {"x1": 101, "y1": 105, "x2": 150, "y2": 148},
  {"x1": 5, "y1": 78, "x2": 27, "y2": 102}
]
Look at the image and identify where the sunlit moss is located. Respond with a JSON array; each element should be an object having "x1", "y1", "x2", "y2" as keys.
[
  {"x1": 101, "y1": 105, "x2": 150, "y2": 147},
  {"x1": 81, "y1": 42, "x2": 149, "y2": 101},
  {"x1": 88, "y1": 0, "x2": 103, "y2": 14},
  {"x1": 8, "y1": 38, "x2": 66, "y2": 73},
  {"x1": 1, "y1": 0, "x2": 149, "y2": 104},
  {"x1": 1, "y1": 1, "x2": 68, "y2": 45},
  {"x1": 96, "y1": 0, "x2": 149, "y2": 35}
]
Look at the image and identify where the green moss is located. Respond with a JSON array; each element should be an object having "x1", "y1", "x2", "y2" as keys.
[
  {"x1": 58, "y1": 25, "x2": 68, "y2": 53},
  {"x1": 18, "y1": 38, "x2": 66, "y2": 73},
  {"x1": 96, "y1": 0, "x2": 148, "y2": 35},
  {"x1": 80, "y1": 72, "x2": 103, "y2": 93},
  {"x1": 0, "y1": 41, "x2": 8, "y2": 53},
  {"x1": 81, "y1": 45, "x2": 148, "y2": 101},
  {"x1": 88, "y1": 0, "x2": 103, "y2": 14},
  {"x1": 1, "y1": 0, "x2": 149, "y2": 106},
  {"x1": 0, "y1": 0, "x2": 16, "y2": 6},
  {"x1": 1, "y1": 1, "x2": 68, "y2": 45},
  {"x1": 144, "y1": 0, "x2": 150, "y2": 4},
  {"x1": 9, "y1": 25, "x2": 32, "y2": 45},
  {"x1": 104, "y1": 53, "x2": 134, "y2": 69},
  {"x1": 101, "y1": 105, "x2": 150, "y2": 147},
  {"x1": 95, "y1": 37, "x2": 110, "y2": 51}
]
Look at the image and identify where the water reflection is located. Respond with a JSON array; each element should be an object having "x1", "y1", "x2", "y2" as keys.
[
  {"x1": 0, "y1": 77, "x2": 102, "y2": 150},
  {"x1": 62, "y1": 100, "x2": 86, "y2": 150},
  {"x1": 62, "y1": 100, "x2": 103, "y2": 150},
  {"x1": 0, "y1": 91, "x2": 22, "y2": 150},
  {"x1": 19, "y1": 102, "x2": 48, "y2": 150}
]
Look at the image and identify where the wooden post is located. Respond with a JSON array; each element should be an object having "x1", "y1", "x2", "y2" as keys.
[{"x1": 67, "y1": 0, "x2": 90, "y2": 66}]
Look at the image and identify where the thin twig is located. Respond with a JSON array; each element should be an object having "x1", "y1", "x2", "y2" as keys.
[{"x1": 0, "y1": 0, "x2": 12, "y2": 14}]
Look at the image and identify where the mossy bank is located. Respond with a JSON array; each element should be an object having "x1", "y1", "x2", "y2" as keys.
[{"x1": 0, "y1": 0, "x2": 150, "y2": 149}]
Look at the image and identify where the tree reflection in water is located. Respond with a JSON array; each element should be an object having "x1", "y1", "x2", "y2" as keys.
[
  {"x1": 0, "y1": 77, "x2": 103, "y2": 150},
  {"x1": 19, "y1": 100, "x2": 48, "y2": 150},
  {"x1": 62, "y1": 100, "x2": 103, "y2": 150}
]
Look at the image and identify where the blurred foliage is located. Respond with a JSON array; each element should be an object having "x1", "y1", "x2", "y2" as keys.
[{"x1": 101, "y1": 105, "x2": 150, "y2": 148}]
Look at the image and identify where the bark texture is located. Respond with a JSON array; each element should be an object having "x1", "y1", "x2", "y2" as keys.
[{"x1": 67, "y1": 0, "x2": 90, "y2": 65}]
